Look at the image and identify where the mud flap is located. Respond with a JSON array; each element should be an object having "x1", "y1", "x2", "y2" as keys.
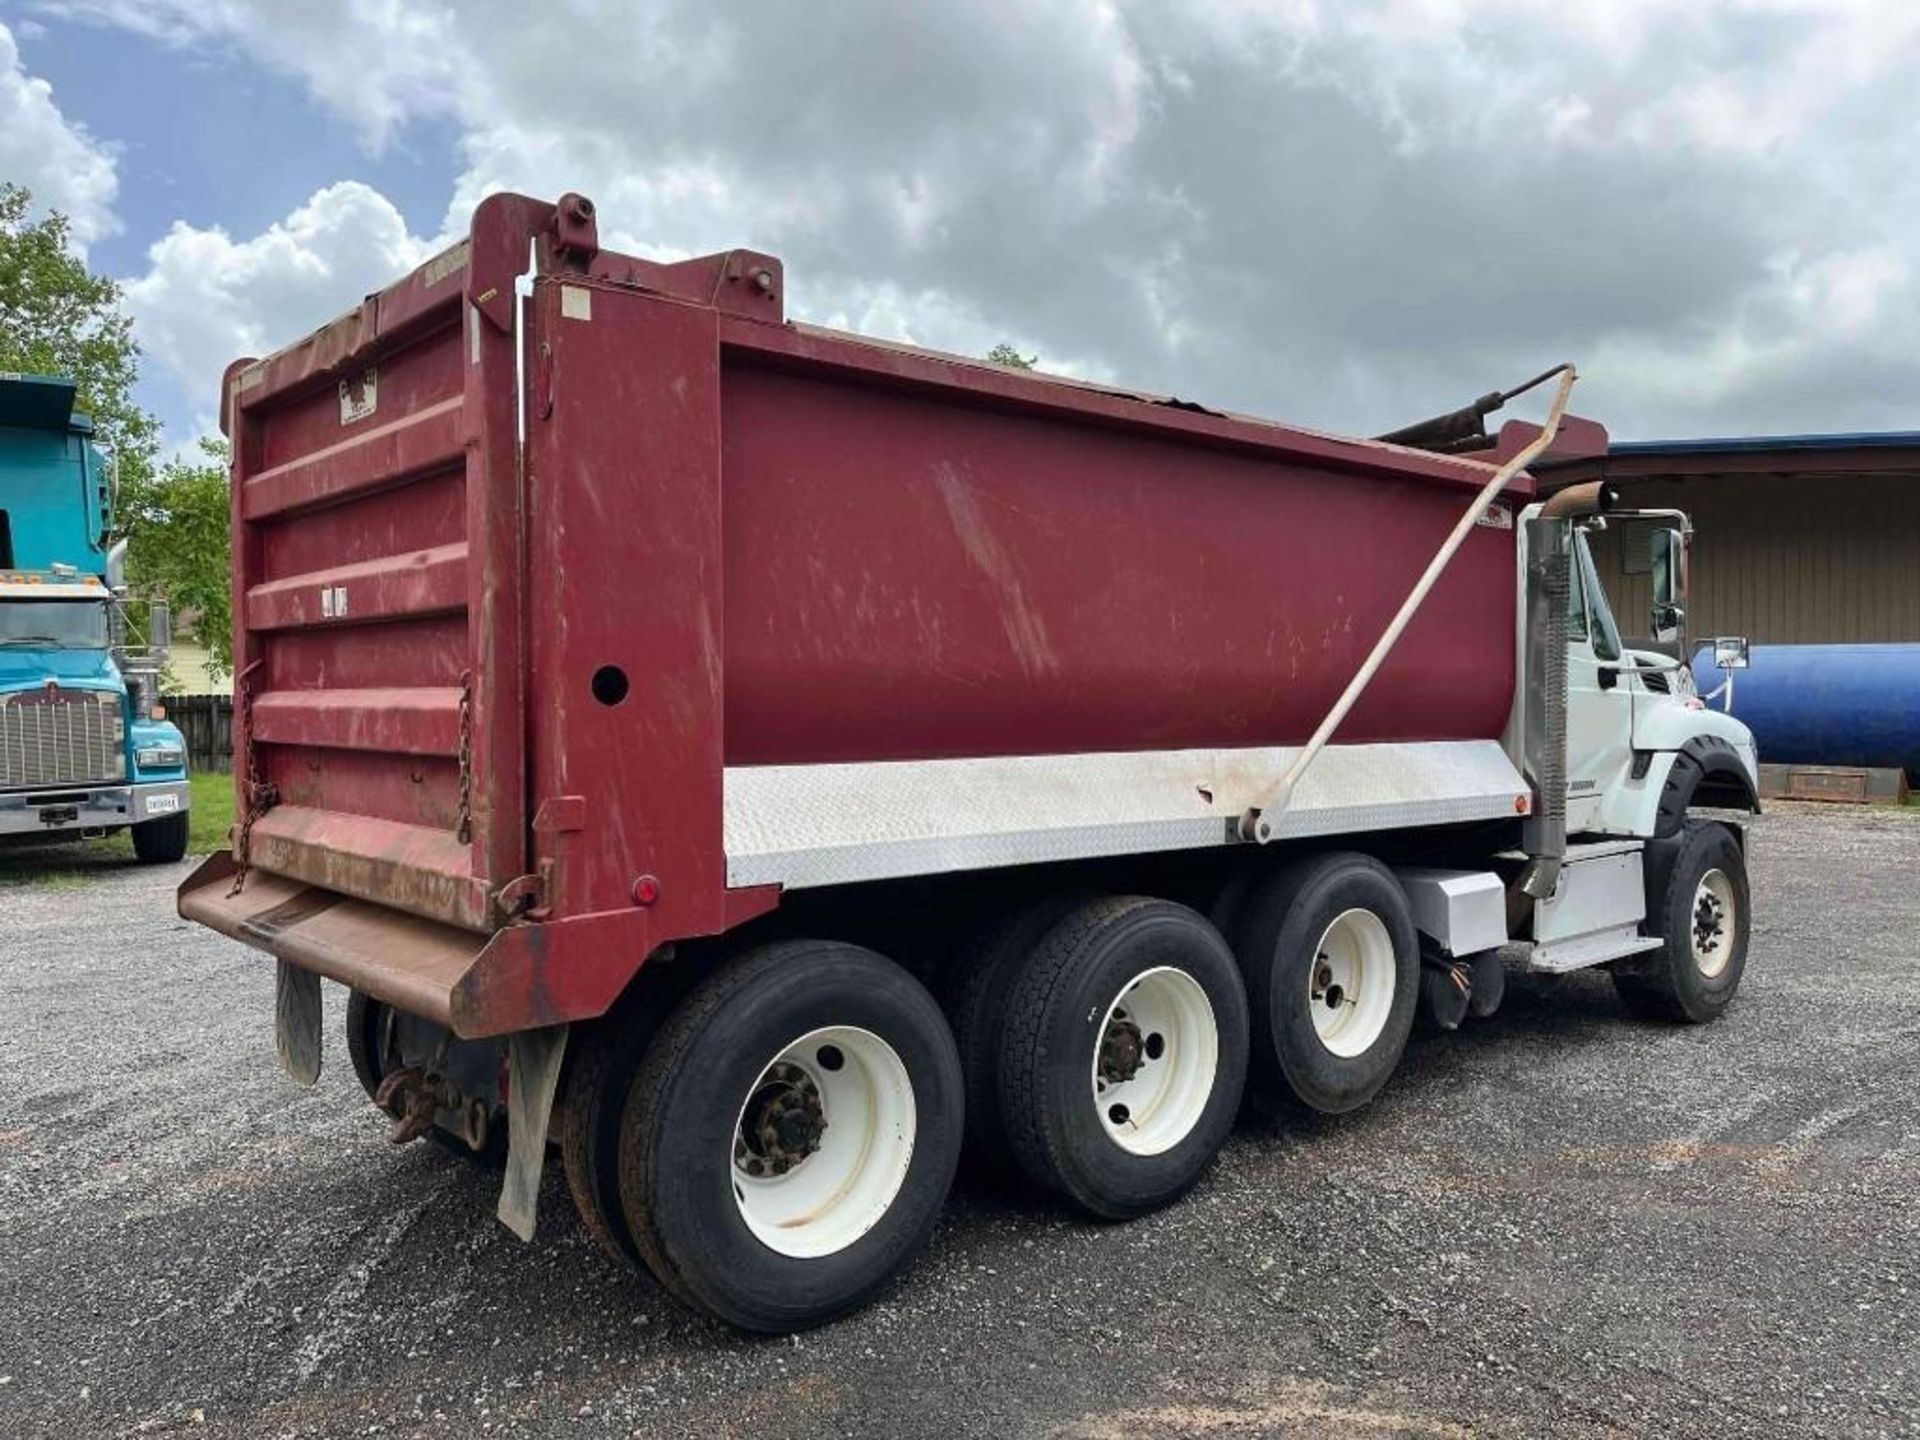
[
  {"x1": 275, "y1": 960, "x2": 323, "y2": 1086},
  {"x1": 497, "y1": 1024, "x2": 569, "y2": 1242}
]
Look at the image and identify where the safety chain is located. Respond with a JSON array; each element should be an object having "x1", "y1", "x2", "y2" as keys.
[
  {"x1": 227, "y1": 662, "x2": 277, "y2": 897},
  {"x1": 455, "y1": 669, "x2": 475, "y2": 845}
]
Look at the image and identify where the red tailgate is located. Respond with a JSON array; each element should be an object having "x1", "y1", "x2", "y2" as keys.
[
  {"x1": 221, "y1": 226, "x2": 524, "y2": 932},
  {"x1": 175, "y1": 198, "x2": 561, "y2": 1030}
]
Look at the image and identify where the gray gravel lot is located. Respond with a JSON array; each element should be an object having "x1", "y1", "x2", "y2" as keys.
[{"x1": 1, "y1": 805, "x2": 1916, "y2": 1439}]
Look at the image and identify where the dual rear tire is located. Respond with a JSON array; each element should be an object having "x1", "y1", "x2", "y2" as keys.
[
  {"x1": 343, "y1": 990, "x2": 508, "y2": 1167},
  {"x1": 1222, "y1": 852, "x2": 1420, "y2": 1115},
  {"x1": 990, "y1": 897, "x2": 1250, "y2": 1219},
  {"x1": 610, "y1": 941, "x2": 963, "y2": 1331},
  {"x1": 565, "y1": 858, "x2": 1424, "y2": 1329},
  {"x1": 584, "y1": 899, "x2": 1253, "y2": 1330}
]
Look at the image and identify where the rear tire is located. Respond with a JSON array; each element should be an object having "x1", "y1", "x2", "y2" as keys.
[
  {"x1": 617, "y1": 940, "x2": 962, "y2": 1332},
  {"x1": 942, "y1": 891, "x2": 1088, "y2": 1173},
  {"x1": 997, "y1": 897, "x2": 1248, "y2": 1219},
  {"x1": 344, "y1": 988, "x2": 386, "y2": 1102},
  {"x1": 1229, "y1": 852, "x2": 1419, "y2": 1115},
  {"x1": 131, "y1": 811, "x2": 189, "y2": 863},
  {"x1": 1613, "y1": 821, "x2": 1749, "y2": 1023},
  {"x1": 558, "y1": 1020, "x2": 650, "y2": 1270},
  {"x1": 558, "y1": 960, "x2": 702, "y2": 1272},
  {"x1": 343, "y1": 989, "x2": 507, "y2": 1168}
]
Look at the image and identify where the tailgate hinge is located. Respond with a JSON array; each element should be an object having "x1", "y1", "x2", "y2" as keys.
[
  {"x1": 549, "y1": 193, "x2": 599, "y2": 269},
  {"x1": 494, "y1": 860, "x2": 553, "y2": 921}
]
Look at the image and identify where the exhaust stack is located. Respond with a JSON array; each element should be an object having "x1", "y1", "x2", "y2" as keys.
[{"x1": 1517, "y1": 481, "x2": 1617, "y2": 899}]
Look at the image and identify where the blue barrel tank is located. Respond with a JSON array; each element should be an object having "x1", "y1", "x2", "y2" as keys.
[{"x1": 1691, "y1": 643, "x2": 1920, "y2": 780}]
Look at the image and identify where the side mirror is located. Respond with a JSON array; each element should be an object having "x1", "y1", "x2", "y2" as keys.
[
  {"x1": 147, "y1": 600, "x2": 172, "y2": 651},
  {"x1": 1713, "y1": 636, "x2": 1750, "y2": 670},
  {"x1": 1649, "y1": 528, "x2": 1687, "y2": 645},
  {"x1": 1650, "y1": 528, "x2": 1685, "y2": 606}
]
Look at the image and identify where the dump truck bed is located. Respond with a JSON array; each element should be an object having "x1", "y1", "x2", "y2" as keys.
[{"x1": 180, "y1": 192, "x2": 1534, "y2": 1038}]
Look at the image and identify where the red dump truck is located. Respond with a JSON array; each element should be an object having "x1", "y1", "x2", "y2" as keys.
[{"x1": 180, "y1": 192, "x2": 1761, "y2": 1332}]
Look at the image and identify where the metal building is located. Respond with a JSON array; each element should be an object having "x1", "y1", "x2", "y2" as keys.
[{"x1": 1539, "y1": 433, "x2": 1920, "y2": 646}]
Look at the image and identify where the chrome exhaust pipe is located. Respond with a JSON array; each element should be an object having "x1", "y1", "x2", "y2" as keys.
[{"x1": 1517, "y1": 481, "x2": 1615, "y2": 900}]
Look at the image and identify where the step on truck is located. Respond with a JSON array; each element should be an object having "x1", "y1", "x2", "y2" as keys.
[
  {"x1": 1, "y1": 374, "x2": 190, "y2": 860},
  {"x1": 178, "y1": 193, "x2": 1761, "y2": 1332}
]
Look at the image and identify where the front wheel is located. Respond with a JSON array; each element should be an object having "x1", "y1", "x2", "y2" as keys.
[
  {"x1": 617, "y1": 940, "x2": 962, "y2": 1332},
  {"x1": 1613, "y1": 821, "x2": 1750, "y2": 1023},
  {"x1": 130, "y1": 811, "x2": 189, "y2": 863}
]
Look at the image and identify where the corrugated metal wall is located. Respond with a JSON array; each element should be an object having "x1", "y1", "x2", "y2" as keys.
[{"x1": 1584, "y1": 471, "x2": 1920, "y2": 645}]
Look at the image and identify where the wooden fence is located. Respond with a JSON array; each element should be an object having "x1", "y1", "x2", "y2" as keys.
[{"x1": 167, "y1": 693, "x2": 234, "y2": 773}]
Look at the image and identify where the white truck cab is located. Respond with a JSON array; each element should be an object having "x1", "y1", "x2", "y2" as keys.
[
  {"x1": 1560, "y1": 523, "x2": 1759, "y2": 839},
  {"x1": 1485, "y1": 489, "x2": 1761, "y2": 1015}
]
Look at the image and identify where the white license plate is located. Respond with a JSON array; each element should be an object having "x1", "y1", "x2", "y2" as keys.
[{"x1": 147, "y1": 794, "x2": 181, "y2": 814}]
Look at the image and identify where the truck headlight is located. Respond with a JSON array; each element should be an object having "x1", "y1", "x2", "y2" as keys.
[{"x1": 136, "y1": 744, "x2": 185, "y2": 769}]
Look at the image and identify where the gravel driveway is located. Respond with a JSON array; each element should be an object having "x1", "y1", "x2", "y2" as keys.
[{"x1": 1, "y1": 804, "x2": 1915, "y2": 1439}]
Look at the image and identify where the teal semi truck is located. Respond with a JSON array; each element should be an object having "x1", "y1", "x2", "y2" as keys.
[{"x1": 0, "y1": 373, "x2": 191, "y2": 861}]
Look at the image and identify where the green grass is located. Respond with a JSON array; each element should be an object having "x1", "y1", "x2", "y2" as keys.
[
  {"x1": 33, "y1": 870, "x2": 95, "y2": 890},
  {"x1": 0, "y1": 768, "x2": 237, "y2": 887},
  {"x1": 183, "y1": 769, "x2": 237, "y2": 853}
]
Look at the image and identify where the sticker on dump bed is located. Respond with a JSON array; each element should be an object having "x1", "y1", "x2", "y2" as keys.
[
  {"x1": 339, "y1": 367, "x2": 378, "y2": 425},
  {"x1": 1476, "y1": 501, "x2": 1514, "y2": 530},
  {"x1": 319, "y1": 584, "x2": 348, "y2": 619},
  {"x1": 561, "y1": 285, "x2": 593, "y2": 321}
]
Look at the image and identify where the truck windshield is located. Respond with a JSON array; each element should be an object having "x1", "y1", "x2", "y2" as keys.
[
  {"x1": 0, "y1": 599, "x2": 111, "y2": 649},
  {"x1": 1572, "y1": 531, "x2": 1624, "y2": 662}
]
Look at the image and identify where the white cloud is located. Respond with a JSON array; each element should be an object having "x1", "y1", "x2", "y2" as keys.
[
  {"x1": 0, "y1": 19, "x2": 118, "y2": 251},
  {"x1": 122, "y1": 182, "x2": 434, "y2": 414},
  {"x1": 84, "y1": 0, "x2": 1920, "y2": 439},
  {"x1": 1786, "y1": 247, "x2": 1909, "y2": 338}
]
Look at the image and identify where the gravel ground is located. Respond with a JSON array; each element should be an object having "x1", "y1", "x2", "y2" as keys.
[{"x1": 1, "y1": 805, "x2": 1916, "y2": 1440}]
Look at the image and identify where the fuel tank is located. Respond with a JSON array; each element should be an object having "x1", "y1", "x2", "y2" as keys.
[{"x1": 1694, "y1": 643, "x2": 1920, "y2": 780}]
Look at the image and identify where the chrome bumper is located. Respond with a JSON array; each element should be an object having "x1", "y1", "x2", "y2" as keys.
[{"x1": 0, "y1": 779, "x2": 189, "y2": 836}]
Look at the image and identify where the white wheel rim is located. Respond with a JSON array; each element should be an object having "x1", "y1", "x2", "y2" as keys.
[
  {"x1": 730, "y1": 1026, "x2": 916, "y2": 1260},
  {"x1": 1691, "y1": 868, "x2": 1737, "y2": 978},
  {"x1": 1090, "y1": 966, "x2": 1219, "y2": 1157},
  {"x1": 1308, "y1": 908, "x2": 1396, "y2": 1058}
]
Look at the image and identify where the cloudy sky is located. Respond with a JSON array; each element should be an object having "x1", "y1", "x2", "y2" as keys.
[{"x1": 5, "y1": 0, "x2": 1918, "y2": 452}]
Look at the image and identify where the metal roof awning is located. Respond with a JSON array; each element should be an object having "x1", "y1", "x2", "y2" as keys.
[
  {"x1": 1606, "y1": 430, "x2": 1920, "y2": 456},
  {"x1": 1538, "y1": 428, "x2": 1920, "y2": 485}
]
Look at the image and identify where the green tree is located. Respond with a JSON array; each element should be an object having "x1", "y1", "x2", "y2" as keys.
[
  {"x1": 1, "y1": 183, "x2": 231, "y2": 676},
  {"x1": 985, "y1": 342, "x2": 1038, "y2": 371},
  {"x1": 0, "y1": 182, "x2": 158, "y2": 468},
  {"x1": 120, "y1": 440, "x2": 233, "y2": 677}
]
